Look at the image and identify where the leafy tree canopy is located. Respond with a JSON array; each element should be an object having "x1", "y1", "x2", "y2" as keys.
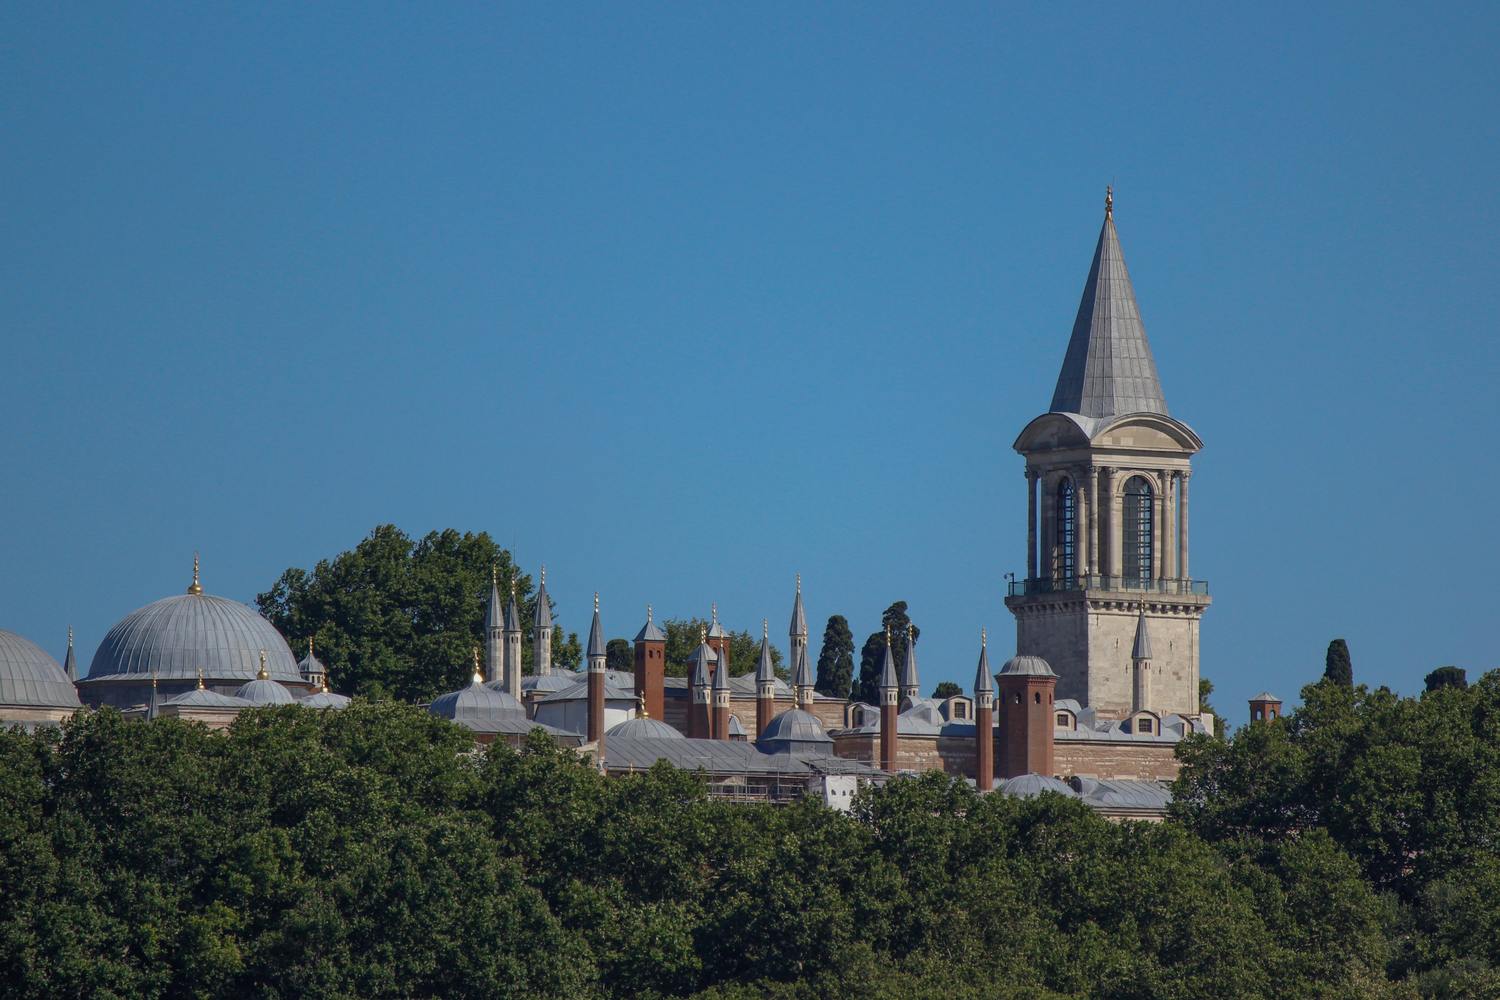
[
  {"x1": 931, "y1": 681, "x2": 962, "y2": 699},
  {"x1": 814, "y1": 615, "x2": 854, "y2": 699},
  {"x1": 658, "y1": 617, "x2": 784, "y2": 679},
  {"x1": 1323, "y1": 638, "x2": 1353, "y2": 687},
  {"x1": 852, "y1": 602, "x2": 919, "y2": 705},
  {"x1": 1424, "y1": 665, "x2": 1468, "y2": 692}
]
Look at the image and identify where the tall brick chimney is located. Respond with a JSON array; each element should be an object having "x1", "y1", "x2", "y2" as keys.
[
  {"x1": 878, "y1": 628, "x2": 899, "y2": 772},
  {"x1": 633, "y1": 605, "x2": 666, "y2": 723},
  {"x1": 586, "y1": 593, "x2": 606, "y2": 750},
  {"x1": 996, "y1": 653, "x2": 1056, "y2": 779},
  {"x1": 973, "y1": 629, "x2": 994, "y2": 792}
]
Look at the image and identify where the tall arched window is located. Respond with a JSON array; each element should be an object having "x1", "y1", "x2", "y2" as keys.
[
  {"x1": 1123, "y1": 475, "x2": 1154, "y2": 584},
  {"x1": 1056, "y1": 478, "x2": 1076, "y2": 582}
]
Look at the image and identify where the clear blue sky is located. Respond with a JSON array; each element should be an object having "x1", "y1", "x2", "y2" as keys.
[{"x1": 4, "y1": 4, "x2": 1497, "y2": 723}]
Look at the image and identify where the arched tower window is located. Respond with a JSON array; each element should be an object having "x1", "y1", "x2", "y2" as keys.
[
  {"x1": 1055, "y1": 478, "x2": 1076, "y2": 581},
  {"x1": 1123, "y1": 476, "x2": 1154, "y2": 584}
]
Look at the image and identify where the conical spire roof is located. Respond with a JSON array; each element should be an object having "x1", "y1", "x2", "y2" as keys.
[
  {"x1": 792, "y1": 643, "x2": 813, "y2": 691},
  {"x1": 634, "y1": 604, "x2": 665, "y2": 643},
  {"x1": 879, "y1": 630, "x2": 899, "y2": 691},
  {"x1": 485, "y1": 567, "x2": 504, "y2": 630},
  {"x1": 689, "y1": 627, "x2": 714, "y2": 688},
  {"x1": 504, "y1": 581, "x2": 521, "y2": 631},
  {"x1": 973, "y1": 630, "x2": 993, "y2": 694},
  {"x1": 1049, "y1": 190, "x2": 1168, "y2": 419},
  {"x1": 1132, "y1": 605, "x2": 1153, "y2": 660},
  {"x1": 755, "y1": 621, "x2": 776, "y2": 683},
  {"x1": 900, "y1": 626, "x2": 919, "y2": 692},
  {"x1": 532, "y1": 566, "x2": 552, "y2": 628},
  {"x1": 586, "y1": 593, "x2": 605, "y2": 659},
  {"x1": 789, "y1": 575, "x2": 807, "y2": 637},
  {"x1": 63, "y1": 626, "x2": 76, "y2": 682}
]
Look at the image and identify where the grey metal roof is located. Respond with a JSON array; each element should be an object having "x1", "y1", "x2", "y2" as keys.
[
  {"x1": 727, "y1": 714, "x2": 746, "y2": 736},
  {"x1": 791, "y1": 643, "x2": 813, "y2": 690},
  {"x1": 1001, "y1": 774, "x2": 1078, "y2": 798},
  {"x1": 485, "y1": 575, "x2": 504, "y2": 630},
  {"x1": 607, "y1": 716, "x2": 684, "y2": 740},
  {"x1": 755, "y1": 633, "x2": 775, "y2": 683},
  {"x1": 532, "y1": 578, "x2": 553, "y2": 628},
  {"x1": 535, "y1": 678, "x2": 636, "y2": 704},
  {"x1": 165, "y1": 687, "x2": 251, "y2": 710},
  {"x1": 430, "y1": 677, "x2": 528, "y2": 722},
  {"x1": 839, "y1": 701, "x2": 960, "y2": 737},
  {"x1": 299, "y1": 689, "x2": 352, "y2": 709},
  {"x1": 0, "y1": 629, "x2": 83, "y2": 709},
  {"x1": 879, "y1": 638, "x2": 898, "y2": 690},
  {"x1": 563, "y1": 668, "x2": 636, "y2": 688},
  {"x1": 504, "y1": 593, "x2": 521, "y2": 632},
  {"x1": 522, "y1": 673, "x2": 574, "y2": 694},
  {"x1": 1048, "y1": 207, "x2": 1169, "y2": 420},
  {"x1": 1249, "y1": 691, "x2": 1280, "y2": 702},
  {"x1": 789, "y1": 580, "x2": 807, "y2": 637},
  {"x1": 1132, "y1": 608, "x2": 1153, "y2": 660},
  {"x1": 901, "y1": 633, "x2": 919, "y2": 692},
  {"x1": 711, "y1": 652, "x2": 731, "y2": 691},
  {"x1": 1070, "y1": 776, "x2": 1173, "y2": 812},
  {"x1": 634, "y1": 608, "x2": 666, "y2": 643},
  {"x1": 999, "y1": 654, "x2": 1056, "y2": 678},
  {"x1": 973, "y1": 639, "x2": 993, "y2": 694},
  {"x1": 758, "y1": 708, "x2": 832, "y2": 746},
  {"x1": 297, "y1": 649, "x2": 326, "y2": 679},
  {"x1": 586, "y1": 599, "x2": 606, "y2": 658},
  {"x1": 82, "y1": 591, "x2": 301, "y2": 685},
  {"x1": 62, "y1": 634, "x2": 76, "y2": 682},
  {"x1": 602, "y1": 734, "x2": 880, "y2": 778},
  {"x1": 688, "y1": 641, "x2": 715, "y2": 688},
  {"x1": 234, "y1": 677, "x2": 297, "y2": 705}
]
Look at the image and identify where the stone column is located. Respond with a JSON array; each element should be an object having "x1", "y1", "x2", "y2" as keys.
[
  {"x1": 1026, "y1": 469, "x2": 1038, "y2": 581},
  {"x1": 1074, "y1": 469, "x2": 1088, "y2": 583},
  {"x1": 1041, "y1": 474, "x2": 1056, "y2": 581},
  {"x1": 1179, "y1": 472, "x2": 1190, "y2": 580},
  {"x1": 1103, "y1": 468, "x2": 1122, "y2": 580},
  {"x1": 1164, "y1": 474, "x2": 1177, "y2": 581},
  {"x1": 1155, "y1": 471, "x2": 1169, "y2": 582},
  {"x1": 1086, "y1": 466, "x2": 1100, "y2": 577}
]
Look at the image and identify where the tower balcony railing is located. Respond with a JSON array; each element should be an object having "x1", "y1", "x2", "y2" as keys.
[{"x1": 1008, "y1": 575, "x2": 1210, "y2": 598}]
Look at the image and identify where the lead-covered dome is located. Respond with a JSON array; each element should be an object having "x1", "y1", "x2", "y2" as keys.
[
  {"x1": 607, "y1": 716, "x2": 684, "y2": 740},
  {"x1": 85, "y1": 590, "x2": 299, "y2": 685},
  {"x1": 998, "y1": 655, "x2": 1056, "y2": 677},
  {"x1": 0, "y1": 629, "x2": 82, "y2": 710}
]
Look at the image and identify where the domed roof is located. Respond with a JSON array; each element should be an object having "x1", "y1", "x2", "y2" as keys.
[
  {"x1": 1000, "y1": 773, "x2": 1076, "y2": 798},
  {"x1": 758, "y1": 708, "x2": 832, "y2": 747},
  {"x1": 234, "y1": 676, "x2": 297, "y2": 705},
  {"x1": 0, "y1": 629, "x2": 82, "y2": 709},
  {"x1": 429, "y1": 676, "x2": 527, "y2": 724},
  {"x1": 606, "y1": 716, "x2": 683, "y2": 740},
  {"x1": 165, "y1": 686, "x2": 251, "y2": 710},
  {"x1": 522, "y1": 673, "x2": 573, "y2": 694},
  {"x1": 299, "y1": 689, "x2": 351, "y2": 709},
  {"x1": 998, "y1": 654, "x2": 1056, "y2": 677},
  {"x1": 85, "y1": 570, "x2": 299, "y2": 685}
]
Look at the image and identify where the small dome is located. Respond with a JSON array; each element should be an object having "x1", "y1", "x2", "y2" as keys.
[
  {"x1": 234, "y1": 677, "x2": 296, "y2": 705},
  {"x1": 1000, "y1": 773, "x2": 1076, "y2": 798},
  {"x1": 85, "y1": 591, "x2": 299, "y2": 684},
  {"x1": 757, "y1": 708, "x2": 833, "y2": 748},
  {"x1": 998, "y1": 655, "x2": 1056, "y2": 677},
  {"x1": 606, "y1": 716, "x2": 683, "y2": 740},
  {"x1": 429, "y1": 678, "x2": 526, "y2": 724},
  {"x1": 165, "y1": 687, "x2": 251, "y2": 710},
  {"x1": 299, "y1": 690, "x2": 351, "y2": 709},
  {"x1": 0, "y1": 629, "x2": 82, "y2": 709},
  {"x1": 522, "y1": 673, "x2": 573, "y2": 694}
]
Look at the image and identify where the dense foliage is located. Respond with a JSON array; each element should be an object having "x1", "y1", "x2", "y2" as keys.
[
  {"x1": 813, "y1": 615, "x2": 854, "y2": 699},
  {"x1": 255, "y1": 525, "x2": 582, "y2": 701},
  {"x1": 1324, "y1": 638, "x2": 1354, "y2": 687},
  {"x1": 852, "y1": 602, "x2": 920, "y2": 706},
  {"x1": 659, "y1": 618, "x2": 783, "y2": 679}
]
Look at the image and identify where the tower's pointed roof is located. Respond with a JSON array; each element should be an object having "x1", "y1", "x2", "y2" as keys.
[
  {"x1": 901, "y1": 626, "x2": 919, "y2": 692},
  {"x1": 63, "y1": 626, "x2": 76, "y2": 682},
  {"x1": 485, "y1": 567, "x2": 504, "y2": 630},
  {"x1": 1049, "y1": 189, "x2": 1168, "y2": 419},
  {"x1": 689, "y1": 627, "x2": 714, "y2": 688},
  {"x1": 533, "y1": 566, "x2": 552, "y2": 629},
  {"x1": 587, "y1": 593, "x2": 606, "y2": 659},
  {"x1": 755, "y1": 622, "x2": 776, "y2": 683},
  {"x1": 974, "y1": 630, "x2": 993, "y2": 694},
  {"x1": 879, "y1": 630, "x2": 899, "y2": 691},
  {"x1": 1132, "y1": 605, "x2": 1153, "y2": 660},
  {"x1": 504, "y1": 581, "x2": 521, "y2": 632},
  {"x1": 789, "y1": 575, "x2": 807, "y2": 638},
  {"x1": 792, "y1": 643, "x2": 813, "y2": 691},
  {"x1": 634, "y1": 604, "x2": 665, "y2": 643}
]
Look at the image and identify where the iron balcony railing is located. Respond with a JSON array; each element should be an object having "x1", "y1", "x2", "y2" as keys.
[{"x1": 1007, "y1": 575, "x2": 1210, "y2": 598}]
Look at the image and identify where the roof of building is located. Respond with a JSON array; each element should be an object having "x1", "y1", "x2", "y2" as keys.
[
  {"x1": 1054, "y1": 708, "x2": 1205, "y2": 743},
  {"x1": 789, "y1": 577, "x2": 807, "y2": 637},
  {"x1": 755, "y1": 630, "x2": 776, "y2": 683},
  {"x1": 1132, "y1": 608, "x2": 1153, "y2": 660},
  {"x1": 0, "y1": 628, "x2": 82, "y2": 709},
  {"x1": 299, "y1": 689, "x2": 352, "y2": 709},
  {"x1": 1000, "y1": 773, "x2": 1078, "y2": 798},
  {"x1": 522, "y1": 673, "x2": 575, "y2": 694},
  {"x1": 165, "y1": 686, "x2": 251, "y2": 710},
  {"x1": 1070, "y1": 776, "x2": 1173, "y2": 813},
  {"x1": 535, "y1": 678, "x2": 637, "y2": 704},
  {"x1": 973, "y1": 635, "x2": 993, "y2": 694},
  {"x1": 532, "y1": 572, "x2": 553, "y2": 628},
  {"x1": 998, "y1": 654, "x2": 1056, "y2": 678},
  {"x1": 607, "y1": 715, "x2": 684, "y2": 740},
  {"x1": 688, "y1": 640, "x2": 715, "y2": 688},
  {"x1": 586, "y1": 595, "x2": 605, "y2": 658},
  {"x1": 485, "y1": 572, "x2": 504, "y2": 630},
  {"x1": 758, "y1": 707, "x2": 832, "y2": 746},
  {"x1": 235, "y1": 676, "x2": 297, "y2": 706},
  {"x1": 664, "y1": 675, "x2": 793, "y2": 698},
  {"x1": 62, "y1": 633, "x2": 77, "y2": 682},
  {"x1": 791, "y1": 643, "x2": 812, "y2": 691},
  {"x1": 901, "y1": 631, "x2": 919, "y2": 692},
  {"x1": 429, "y1": 676, "x2": 528, "y2": 723},
  {"x1": 634, "y1": 607, "x2": 666, "y2": 643},
  {"x1": 1249, "y1": 691, "x2": 1281, "y2": 702},
  {"x1": 1048, "y1": 197, "x2": 1168, "y2": 420},
  {"x1": 879, "y1": 636, "x2": 898, "y2": 690},
  {"x1": 602, "y1": 734, "x2": 880, "y2": 778},
  {"x1": 82, "y1": 577, "x2": 300, "y2": 685},
  {"x1": 504, "y1": 590, "x2": 521, "y2": 632}
]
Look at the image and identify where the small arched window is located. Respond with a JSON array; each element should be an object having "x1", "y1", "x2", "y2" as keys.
[
  {"x1": 1056, "y1": 478, "x2": 1077, "y2": 581},
  {"x1": 1123, "y1": 476, "x2": 1154, "y2": 585}
]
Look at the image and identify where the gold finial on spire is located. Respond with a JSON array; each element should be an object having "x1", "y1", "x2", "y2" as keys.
[
  {"x1": 492, "y1": 563, "x2": 497, "y2": 587},
  {"x1": 981, "y1": 627, "x2": 987, "y2": 648},
  {"x1": 1105, "y1": 185, "x2": 1113, "y2": 220},
  {"x1": 257, "y1": 650, "x2": 269, "y2": 680},
  {"x1": 197, "y1": 667, "x2": 205, "y2": 690},
  {"x1": 308, "y1": 636, "x2": 315, "y2": 659},
  {"x1": 472, "y1": 646, "x2": 482, "y2": 683},
  {"x1": 187, "y1": 551, "x2": 203, "y2": 595},
  {"x1": 594, "y1": 591, "x2": 600, "y2": 612},
  {"x1": 763, "y1": 618, "x2": 768, "y2": 640},
  {"x1": 67, "y1": 625, "x2": 73, "y2": 647},
  {"x1": 711, "y1": 602, "x2": 718, "y2": 623},
  {"x1": 699, "y1": 624, "x2": 707, "y2": 643},
  {"x1": 540, "y1": 564, "x2": 546, "y2": 586},
  {"x1": 637, "y1": 693, "x2": 647, "y2": 719},
  {"x1": 647, "y1": 603, "x2": 653, "y2": 624},
  {"x1": 795, "y1": 573, "x2": 801, "y2": 594}
]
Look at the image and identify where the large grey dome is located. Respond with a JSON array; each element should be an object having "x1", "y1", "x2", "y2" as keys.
[
  {"x1": 0, "y1": 629, "x2": 82, "y2": 709},
  {"x1": 998, "y1": 655, "x2": 1056, "y2": 678},
  {"x1": 84, "y1": 592, "x2": 299, "y2": 685}
]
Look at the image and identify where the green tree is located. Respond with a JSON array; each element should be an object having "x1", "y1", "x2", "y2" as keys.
[
  {"x1": 931, "y1": 681, "x2": 961, "y2": 699},
  {"x1": 852, "y1": 602, "x2": 919, "y2": 705},
  {"x1": 1323, "y1": 638, "x2": 1353, "y2": 687},
  {"x1": 1199, "y1": 677, "x2": 1227, "y2": 737},
  {"x1": 659, "y1": 617, "x2": 782, "y2": 678},
  {"x1": 814, "y1": 615, "x2": 855, "y2": 699},
  {"x1": 1424, "y1": 666, "x2": 1467, "y2": 691},
  {"x1": 605, "y1": 638, "x2": 633, "y2": 673}
]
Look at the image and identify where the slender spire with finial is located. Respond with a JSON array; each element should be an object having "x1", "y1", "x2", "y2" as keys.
[
  {"x1": 148, "y1": 669, "x2": 159, "y2": 719},
  {"x1": 257, "y1": 650, "x2": 269, "y2": 680},
  {"x1": 763, "y1": 618, "x2": 768, "y2": 640},
  {"x1": 63, "y1": 625, "x2": 76, "y2": 681},
  {"x1": 647, "y1": 604, "x2": 653, "y2": 624},
  {"x1": 1105, "y1": 184, "x2": 1113, "y2": 219},
  {"x1": 540, "y1": 564, "x2": 546, "y2": 586},
  {"x1": 471, "y1": 647, "x2": 483, "y2": 684},
  {"x1": 197, "y1": 667, "x2": 205, "y2": 690},
  {"x1": 187, "y1": 552, "x2": 203, "y2": 595},
  {"x1": 595, "y1": 591, "x2": 600, "y2": 612}
]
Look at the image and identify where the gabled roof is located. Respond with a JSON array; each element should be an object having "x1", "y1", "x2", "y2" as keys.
[{"x1": 1048, "y1": 197, "x2": 1169, "y2": 420}]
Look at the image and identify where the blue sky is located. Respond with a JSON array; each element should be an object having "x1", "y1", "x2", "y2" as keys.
[{"x1": 4, "y1": 4, "x2": 1497, "y2": 723}]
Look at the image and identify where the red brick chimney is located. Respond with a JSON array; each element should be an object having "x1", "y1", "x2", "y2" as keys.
[
  {"x1": 996, "y1": 654, "x2": 1055, "y2": 779},
  {"x1": 633, "y1": 605, "x2": 666, "y2": 723},
  {"x1": 973, "y1": 629, "x2": 994, "y2": 792}
]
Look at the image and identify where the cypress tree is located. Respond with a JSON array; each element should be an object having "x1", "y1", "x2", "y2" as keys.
[
  {"x1": 814, "y1": 614, "x2": 855, "y2": 699},
  {"x1": 1324, "y1": 638, "x2": 1353, "y2": 687}
]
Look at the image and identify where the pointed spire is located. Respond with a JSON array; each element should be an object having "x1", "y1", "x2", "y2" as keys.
[
  {"x1": 257, "y1": 649, "x2": 269, "y2": 681},
  {"x1": 1132, "y1": 603, "x2": 1153, "y2": 660},
  {"x1": 187, "y1": 552, "x2": 203, "y2": 595},
  {"x1": 504, "y1": 579, "x2": 521, "y2": 631},
  {"x1": 587, "y1": 592, "x2": 606, "y2": 659},
  {"x1": 792, "y1": 642, "x2": 813, "y2": 692},
  {"x1": 707, "y1": 602, "x2": 726, "y2": 638},
  {"x1": 789, "y1": 574, "x2": 807, "y2": 638},
  {"x1": 532, "y1": 565, "x2": 553, "y2": 628},
  {"x1": 485, "y1": 564, "x2": 504, "y2": 630},
  {"x1": 974, "y1": 628, "x2": 993, "y2": 694},
  {"x1": 63, "y1": 626, "x2": 76, "y2": 681},
  {"x1": 755, "y1": 620, "x2": 776, "y2": 683},
  {"x1": 712, "y1": 639, "x2": 731, "y2": 691},
  {"x1": 147, "y1": 670, "x2": 159, "y2": 720},
  {"x1": 879, "y1": 627, "x2": 899, "y2": 691},
  {"x1": 634, "y1": 603, "x2": 666, "y2": 642},
  {"x1": 1049, "y1": 190, "x2": 1168, "y2": 419},
  {"x1": 901, "y1": 624, "x2": 919, "y2": 694},
  {"x1": 689, "y1": 625, "x2": 713, "y2": 688}
]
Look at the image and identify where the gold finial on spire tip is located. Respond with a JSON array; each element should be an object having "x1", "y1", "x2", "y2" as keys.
[
  {"x1": 540, "y1": 564, "x2": 546, "y2": 586},
  {"x1": 187, "y1": 551, "x2": 203, "y2": 595},
  {"x1": 763, "y1": 618, "x2": 768, "y2": 639},
  {"x1": 981, "y1": 627, "x2": 987, "y2": 647},
  {"x1": 711, "y1": 602, "x2": 717, "y2": 623},
  {"x1": 257, "y1": 649, "x2": 268, "y2": 680},
  {"x1": 795, "y1": 573, "x2": 801, "y2": 594},
  {"x1": 1105, "y1": 185, "x2": 1113, "y2": 220},
  {"x1": 637, "y1": 693, "x2": 647, "y2": 719},
  {"x1": 594, "y1": 591, "x2": 600, "y2": 612},
  {"x1": 67, "y1": 625, "x2": 73, "y2": 646},
  {"x1": 197, "y1": 667, "x2": 205, "y2": 690},
  {"x1": 647, "y1": 603, "x2": 653, "y2": 623},
  {"x1": 491, "y1": 563, "x2": 497, "y2": 586}
]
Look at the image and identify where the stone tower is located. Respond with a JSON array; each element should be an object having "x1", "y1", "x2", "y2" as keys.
[
  {"x1": 533, "y1": 566, "x2": 553, "y2": 676},
  {"x1": 485, "y1": 567, "x2": 505, "y2": 686},
  {"x1": 1004, "y1": 190, "x2": 1211, "y2": 720}
]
